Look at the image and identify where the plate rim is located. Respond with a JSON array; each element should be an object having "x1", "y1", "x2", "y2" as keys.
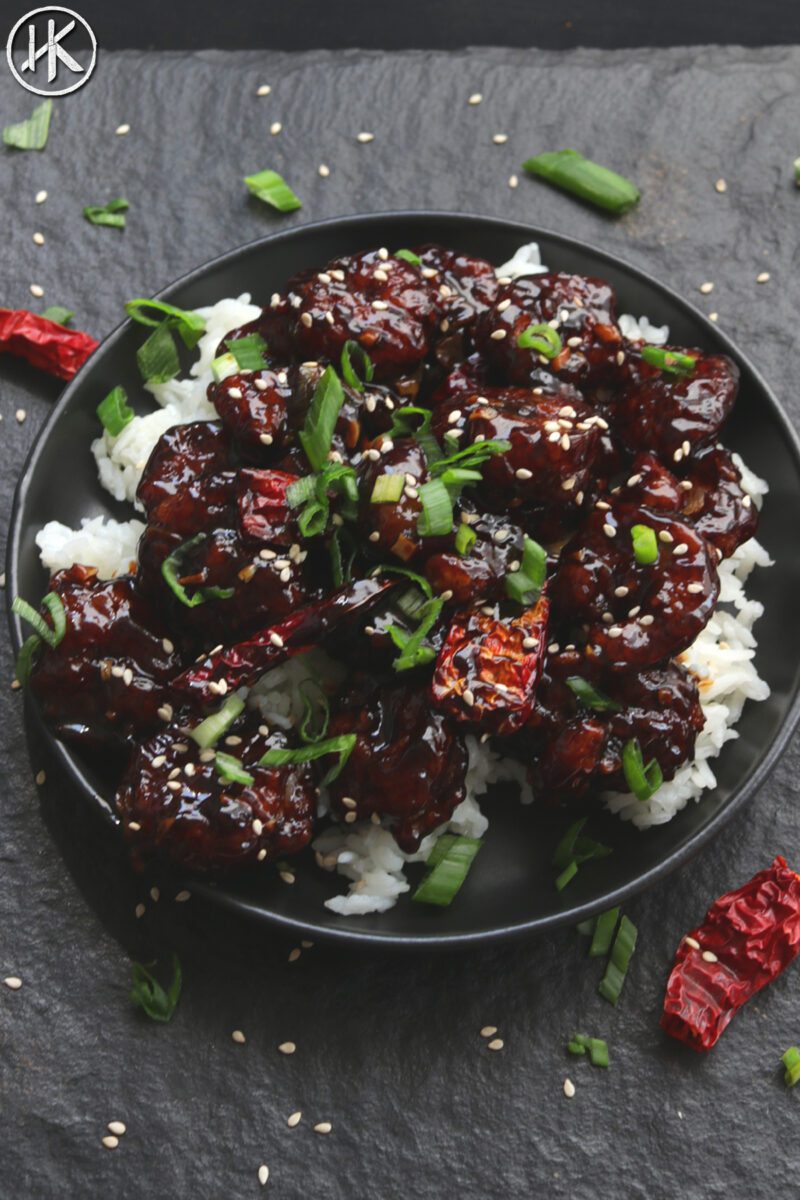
[{"x1": 7, "y1": 208, "x2": 800, "y2": 948}]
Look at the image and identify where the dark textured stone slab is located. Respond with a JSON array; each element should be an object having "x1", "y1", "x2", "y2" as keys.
[{"x1": 1, "y1": 46, "x2": 799, "y2": 1199}]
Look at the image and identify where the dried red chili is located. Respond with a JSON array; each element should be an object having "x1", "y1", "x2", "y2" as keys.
[
  {"x1": 661, "y1": 856, "x2": 800, "y2": 1052},
  {"x1": 0, "y1": 308, "x2": 98, "y2": 380}
]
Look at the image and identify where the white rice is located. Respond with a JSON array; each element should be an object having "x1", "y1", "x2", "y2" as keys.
[{"x1": 32, "y1": 248, "x2": 772, "y2": 915}]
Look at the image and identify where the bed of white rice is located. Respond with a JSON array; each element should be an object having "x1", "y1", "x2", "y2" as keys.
[{"x1": 33, "y1": 244, "x2": 771, "y2": 915}]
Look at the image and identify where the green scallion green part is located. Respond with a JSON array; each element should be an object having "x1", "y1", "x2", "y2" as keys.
[
  {"x1": 287, "y1": 463, "x2": 358, "y2": 538},
  {"x1": 516, "y1": 323, "x2": 563, "y2": 358},
  {"x1": 340, "y1": 340, "x2": 374, "y2": 392},
  {"x1": 417, "y1": 478, "x2": 453, "y2": 537},
  {"x1": 370, "y1": 473, "x2": 405, "y2": 504},
  {"x1": 429, "y1": 438, "x2": 511, "y2": 479},
  {"x1": 388, "y1": 597, "x2": 443, "y2": 672},
  {"x1": 214, "y1": 752, "x2": 255, "y2": 786},
  {"x1": 630, "y1": 523, "x2": 659, "y2": 565},
  {"x1": 566, "y1": 676, "x2": 621, "y2": 713},
  {"x1": 298, "y1": 680, "x2": 330, "y2": 744},
  {"x1": 124, "y1": 298, "x2": 205, "y2": 348},
  {"x1": 395, "y1": 248, "x2": 421, "y2": 265},
  {"x1": 387, "y1": 405, "x2": 442, "y2": 464},
  {"x1": 97, "y1": 386, "x2": 134, "y2": 437},
  {"x1": 12, "y1": 594, "x2": 64, "y2": 648},
  {"x1": 211, "y1": 352, "x2": 239, "y2": 383},
  {"x1": 598, "y1": 915, "x2": 638, "y2": 1005},
  {"x1": 40, "y1": 306, "x2": 74, "y2": 326},
  {"x1": 298, "y1": 366, "x2": 345, "y2": 472},
  {"x1": 523, "y1": 149, "x2": 640, "y2": 215},
  {"x1": 454, "y1": 523, "x2": 477, "y2": 556},
  {"x1": 412, "y1": 835, "x2": 482, "y2": 906},
  {"x1": 227, "y1": 333, "x2": 268, "y2": 371},
  {"x1": 782, "y1": 1046, "x2": 800, "y2": 1087},
  {"x1": 640, "y1": 346, "x2": 696, "y2": 376},
  {"x1": 622, "y1": 738, "x2": 663, "y2": 803},
  {"x1": 130, "y1": 953, "x2": 182, "y2": 1023},
  {"x1": 589, "y1": 907, "x2": 621, "y2": 958},
  {"x1": 160, "y1": 533, "x2": 233, "y2": 608},
  {"x1": 371, "y1": 564, "x2": 433, "y2": 599},
  {"x1": 244, "y1": 169, "x2": 302, "y2": 213},
  {"x1": 567, "y1": 1038, "x2": 587, "y2": 1055},
  {"x1": 552, "y1": 817, "x2": 611, "y2": 872},
  {"x1": 3, "y1": 99, "x2": 52, "y2": 150},
  {"x1": 15, "y1": 635, "x2": 41, "y2": 687},
  {"x1": 259, "y1": 733, "x2": 357, "y2": 787},
  {"x1": 190, "y1": 694, "x2": 246, "y2": 749},
  {"x1": 136, "y1": 322, "x2": 180, "y2": 384},
  {"x1": 83, "y1": 197, "x2": 129, "y2": 230},
  {"x1": 555, "y1": 860, "x2": 579, "y2": 891},
  {"x1": 41, "y1": 592, "x2": 67, "y2": 645},
  {"x1": 567, "y1": 1034, "x2": 610, "y2": 1067},
  {"x1": 576, "y1": 918, "x2": 596, "y2": 937},
  {"x1": 505, "y1": 535, "x2": 547, "y2": 607}
]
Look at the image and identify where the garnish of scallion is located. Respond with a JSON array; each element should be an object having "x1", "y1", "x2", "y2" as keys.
[
  {"x1": 522, "y1": 149, "x2": 640, "y2": 215},
  {"x1": 244, "y1": 169, "x2": 302, "y2": 213},
  {"x1": 211, "y1": 352, "x2": 239, "y2": 383},
  {"x1": 598, "y1": 915, "x2": 638, "y2": 1005},
  {"x1": 340, "y1": 340, "x2": 374, "y2": 392},
  {"x1": 416, "y1": 478, "x2": 453, "y2": 537},
  {"x1": 630, "y1": 523, "x2": 659, "y2": 565},
  {"x1": 565, "y1": 677, "x2": 621, "y2": 713},
  {"x1": 214, "y1": 752, "x2": 255, "y2": 786},
  {"x1": 589, "y1": 907, "x2": 620, "y2": 958},
  {"x1": 640, "y1": 346, "x2": 696, "y2": 376},
  {"x1": 124, "y1": 299, "x2": 205, "y2": 348},
  {"x1": 794, "y1": 158, "x2": 800, "y2": 188},
  {"x1": 259, "y1": 734, "x2": 357, "y2": 787},
  {"x1": 567, "y1": 1034, "x2": 610, "y2": 1067},
  {"x1": 505, "y1": 535, "x2": 546, "y2": 607},
  {"x1": 40, "y1": 306, "x2": 74, "y2": 326},
  {"x1": 298, "y1": 366, "x2": 345, "y2": 472},
  {"x1": 516, "y1": 323, "x2": 562, "y2": 358},
  {"x1": 454, "y1": 523, "x2": 477, "y2": 556},
  {"x1": 2, "y1": 98, "x2": 52, "y2": 150},
  {"x1": 83, "y1": 197, "x2": 129, "y2": 229},
  {"x1": 12, "y1": 592, "x2": 66, "y2": 649},
  {"x1": 97, "y1": 386, "x2": 134, "y2": 437},
  {"x1": 622, "y1": 738, "x2": 663, "y2": 803},
  {"x1": 783, "y1": 1046, "x2": 800, "y2": 1087},
  {"x1": 394, "y1": 248, "x2": 421, "y2": 266},
  {"x1": 227, "y1": 333, "x2": 268, "y2": 371},
  {"x1": 190, "y1": 694, "x2": 246, "y2": 749},
  {"x1": 161, "y1": 534, "x2": 234, "y2": 608},
  {"x1": 370, "y1": 473, "x2": 405, "y2": 504},
  {"x1": 386, "y1": 597, "x2": 443, "y2": 672},
  {"x1": 412, "y1": 835, "x2": 482, "y2": 906},
  {"x1": 130, "y1": 953, "x2": 182, "y2": 1023}
]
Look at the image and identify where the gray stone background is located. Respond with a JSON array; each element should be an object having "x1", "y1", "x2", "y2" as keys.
[{"x1": 1, "y1": 45, "x2": 799, "y2": 1199}]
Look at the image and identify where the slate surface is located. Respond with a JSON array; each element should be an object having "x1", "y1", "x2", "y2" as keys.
[{"x1": 1, "y1": 46, "x2": 800, "y2": 1200}]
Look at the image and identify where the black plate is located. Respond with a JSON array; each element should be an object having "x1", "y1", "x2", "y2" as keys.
[{"x1": 7, "y1": 212, "x2": 800, "y2": 948}]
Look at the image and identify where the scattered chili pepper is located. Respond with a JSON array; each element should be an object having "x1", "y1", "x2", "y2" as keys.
[
  {"x1": 0, "y1": 308, "x2": 98, "y2": 380},
  {"x1": 661, "y1": 856, "x2": 800, "y2": 1052}
]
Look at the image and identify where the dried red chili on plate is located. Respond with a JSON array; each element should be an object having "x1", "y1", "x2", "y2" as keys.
[
  {"x1": 661, "y1": 856, "x2": 800, "y2": 1052},
  {"x1": 0, "y1": 309, "x2": 98, "y2": 380}
]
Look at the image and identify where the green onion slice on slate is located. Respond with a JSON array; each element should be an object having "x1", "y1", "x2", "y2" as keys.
[
  {"x1": 40, "y1": 306, "x2": 74, "y2": 326},
  {"x1": 598, "y1": 915, "x2": 638, "y2": 1005},
  {"x1": 576, "y1": 917, "x2": 596, "y2": 937},
  {"x1": 567, "y1": 1034, "x2": 610, "y2": 1067},
  {"x1": 394, "y1": 248, "x2": 421, "y2": 265},
  {"x1": 589, "y1": 907, "x2": 621, "y2": 958},
  {"x1": 97, "y1": 386, "x2": 134, "y2": 437},
  {"x1": 83, "y1": 197, "x2": 129, "y2": 229},
  {"x1": 214, "y1": 752, "x2": 255, "y2": 786},
  {"x1": 370, "y1": 473, "x2": 405, "y2": 504},
  {"x1": 258, "y1": 734, "x2": 357, "y2": 787},
  {"x1": 190, "y1": 694, "x2": 246, "y2": 749},
  {"x1": 505, "y1": 535, "x2": 546, "y2": 606},
  {"x1": 455, "y1": 523, "x2": 477, "y2": 556},
  {"x1": 516, "y1": 323, "x2": 562, "y2": 358},
  {"x1": 552, "y1": 817, "x2": 612, "y2": 872},
  {"x1": 2, "y1": 99, "x2": 52, "y2": 150},
  {"x1": 783, "y1": 1046, "x2": 800, "y2": 1087},
  {"x1": 130, "y1": 953, "x2": 182, "y2": 1023},
  {"x1": 412, "y1": 835, "x2": 482, "y2": 906},
  {"x1": 298, "y1": 366, "x2": 345, "y2": 472},
  {"x1": 640, "y1": 345, "x2": 696, "y2": 376},
  {"x1": 416, "y1": 478, "x2": 453, "y2": 537},
  {"x1": 244, "y1": 169, "x2": 302, "y2": 213},
  {"x1": 555, "y1": 861, "x2": 579, "y2": 891},
  {"x1": 227, "y1": 333, "x2": 268, "y2": 371},
  {"x1": 566, "y1": 676, "x2": 621, "y2": 712},
  {"x1": 523, "y1": 149, "x2": 640, "y2": 215},
  {"x1": 340, "y1": 340, "x2": 374, "y2": 392},
  {"x1": 630, "y1": 523, "x2": 659, "y2": 565},
  {"x1": 124, "y1": 299, "x2": 205, "y2": 348},
  {"x1": 622, "y1": 738, "x2": 663, "y2": 803}
]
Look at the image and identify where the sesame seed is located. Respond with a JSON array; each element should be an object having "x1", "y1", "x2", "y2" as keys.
[
  {"x1": 318, "y1": 163, "x2": 330, "y2": 177},
  {"x1": 742, "y1": 494, "x2": 752, "y2": 508},
  {"x1": 627, "y1": 474, "x2": 642, "y2": 487},
  {"x1": 608, "y1": 626, "x2": 623, "y2": 638},
  {"x1": 715, "y1": 178, "x2": 727, "y2": 193},
  {"x1": 35, "y1": 769, "x2": 46, "y2": 786},
  {"x1": 356, "y1": 131, "x2": 374, "y2": 143},
  {"x1": 288, "y1": 948, "x2": 302, "y2": 963},
  {"x1": 463, "y1": 688, "x2": 475, "y2": 707},
  {"x1": 258, "y1": 1165, "x2": 269, "y2": 1186},
  {"x1": 256, "y1": 84, "x2": 271, "y2": 96},
  {"x1": 128, "y1": 821, "x2": 141, "y2": 832},
  {"x1": 492, "y1": 133, "x2": 508, "y2": 145},
  {"x1": 439, "y1": 589, "x2": 454, "y2": 602},
  {"x1": 515, "y1": 467, "x2": 533, "y2": 480},
  {"x1": 29, "y1": 284, "x2": 44, "y2": 298},
  {"x1": 522, "y1": 637, "x2": 538, "y2": 650},
  {"x1": 658, "y1": 530, "x2": 674, "y2": 544},
  {"x1": 175, "y1": 890, "x2": 191, "y2": 903},
  {"x1": 560, "y1": 434, "x2": 571, "y2": 451},
  {"x1": 3, "y1": 976, "x2": 22, "y2": 990},
  {"x1": 561, "y1": 476, "x2": 577, "y2": 491},
  {"x1": 699, "y1": 281, "x2": 714, "y2": 295},
  {"x1": 603, "y1": 523, "x2": 616, "y2": 538},
  {"x1": 702, "y1": 950, "x2": 718, "y2": 963},
  {"x1": 279, "y1": 870, "x2": 295, "y2": 884},
  {"x1": 489, "y1": 328, "x2": 507, "y2": 340},
  {"x1": 468, "y1": 92, "x2": 483, "y2": 105},
  {"x1": 628, "y1": 606, "x2": 641, "y2": 618},
  {"x1": 673, "y1": 448, "x2": 684, "y2": 463},
  {"x1": 300, "y1": 311, "x2": 313, "y2": 328},
  {"x1": 685, "y1": 936, "x2": 700, "y2": 949},
  {"x1": 508, "y1": 174, "x2": 519, "y2": 189},
  {"x1": 269, "y1": 632, "x2": 285, "y2": 647},
  {"x1": 368, "y1": 530, "x2": 380, "y2": 543},
  {"x1": 616, "y1": 350, "x2": 625, "y2": 366},
  {"x1": 563, "y1": 1079, "x2": 576, "y2": 1099},
  {"x1": 278, "y1": 1041, "x2": 296, "y2": 1055},
  {"x1": 640, "y1": 614, "x2": 654, "y2": 626},
  {"x1": 756, "y1": 271, "x2": 770, "y2": 284},
  {"x1": 709, "y1": 312, "x2": 719, "y2": 322},
  {"x1": 687, "y1": 582, "x2": 703, "y2": 594},
  {"x1": 344, "y1": 811, "x2": 357, "y2": 824},
  {"x1": 372, "y1": 299, "x2": 389, "y2": 310},
  {"x1": 682, "y1": 440, "x2": 690, "y2": 455},
  {"x1": 547, "y1": 642, "x2": 560, "y2": 654},
  {"x1": 102, "y1": 1136, "x2": 119, "y2": 1150},
  {"x1": 35, "y1": 189, "x2": 47, "y2": 204},
  {"x1": 487, "y1": 1038, "x2": 504, "y2": 1051},
  {"x1": 673, "y1": 542, "x2": 689, "y2": 555},
  {"x1": 232, "y1": 1030, "x2": 246, "y2": 1044},
  {"x1": 32, "y1": 231, "x2": 45, "y2": 246},
  {"x1": 313, "y1": 1122, "x2": 332, "y2": 1135},
  {"x1": 257, "y1": 849, "x2": 267, "y2": 861},
  {"x1": 135, "y1": 903, "x2": 145, "y2": 919},
  {"x1": 566, "y1": 335, "x2": 582, "y2": 348},
  {"x1": 480, "y1": 1025, "x2": 498, "y2": 1037},
  {"x1": 270, "y1": 121, "x2": 282, "y2": 135},
  {"x1": 288, "y1": 1111, "x2": 302, "y2": 1127},
  {"x1": 108, "y1": 1121, "x2": 126, "y2": 1136}
]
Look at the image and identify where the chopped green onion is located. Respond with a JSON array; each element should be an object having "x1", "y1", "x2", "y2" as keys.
[
  {"x1": 124, "y1": 299, "x2": 205, "y2": 348},
  {"x1": 552, "y1": 817, "x2": 611, "y2": 871},
  {"x1": 783, "y1": 1046, "x2": 800, "y2": 1087},
  {"x1": 371, "y1": 564, "x2": 433, "y2": 599},
  {"x1": 12, "y1": 594, "x2": 64, "y2": 648},
  {"x1": 416, "y1": 478, "x2": 453, "y2": 537},
  {"x1": 298, "y1": 366, "x2": 345, "y2": 472},
  {"x1": 130, "y1": 953, "x2": 182, "y2": 1023},
  {"x1": 287, "y1": 463, "x2": 358, "y2": 538},
  {"x1": 395, "y1": 248, "x2": 421, "y2": 265},
  {"x1": 589, "y1": 907, "x2": 620, "y2": 958},
  {"x1": 227, "y1": 333, "x2": 268, "y2": 371},
  {"x1": 214, "y1": 752, "x2": 255, "y2": 786},
  {"x1": 298, "y1": 681, "x2": 330, "y2": 744},
  {"x1": 203, "y1": 585, "x2": 236, "y2": 601},
  {"x1": 3, "y1": 99, "x2": 52, "y2": 150},
  {"x1": 15, "y1": 635, "x2": 41, "y2": 687},
  {"x1": 389, "y1": 597, "x2": 443, "y2": 672},
  {"x1": 505, "y1": 535, "x2": 547, "y2": 607},
  {"x1": 136, "y1": 322, "x2": 180, "y2": 384},
  {"x1": 83, "y1": 197, "x2": 129, "y2": 229},
  {"x1": 598, "y1": 915, "x2": 638, "y2": 1005},
  {"x1": 795, "y1": 158, "x2": 800, "y2": 188},
  {"x1": 41, "y1": 593, "x2": 67, "y2": 646},
  {"x1": 566, "y1": 677, "x2": 621, "y2": 713},
  {"x1": 429, "y1": 438, "x2": 511, "y2": 478},
  {"x1": 387, "y1": 405, "x2": 442, "y2": 464},
  {"x1": 412, "y1": 836, "x2": 482, "y2": 906},
  {"x1": 40, "y1": 306, "x2": 74, "y2": 326},
  {"x1": 567, "y1": 1038, "x2": 587, "y2": 1055},
  {"x1": 622, "y1": 738, "x2": 663, "y2": 803},
  {"x1": 555, "y1": 860, "x2": 578, "y2": 891},
  {"x1": 454, "y1": 523, "x2": 477, "y2": 557},
  {"x1": 190, "y1": 694, "x2": 246, "y2": 749},
  {"x1": 97, "y1": 386, "x2": 134, "y2": 437},
  {"x1": 523, "y1": 149, "x2": 640, "y2": 215},
  {"x1": 576, "y1": 917, "x2": 596, "y2": 937},
  {"x1": 516, "y1": 323, "x2": 562, "y2": 358},
  {"x1": 340, "y1": 340, "x2": 374, "y2": 392},
  {"x1": 211, "y1": 352, "x2": 239, "y2": 383},
  {"x1": 640, "y1": 346, "x2": 696, "y2": 376},
  {"x1": 630, "y1": 523, "x2": 659, "y2": 566},
  {"x1": 567, "y1": 1034, "x2": 609, "y2": 1067},
  {"x1": 244, "y1": 168, "x2": 302, "y2": 213},
  {"x1": 370, "y1": 473, "x2": 405, "y2": 504},
  {"x1": 258, "y1": 733, "x2": 356, "y2": 787},
  {"x1": 160, "y1": 534, "x2": 233, "y2": 607}
]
